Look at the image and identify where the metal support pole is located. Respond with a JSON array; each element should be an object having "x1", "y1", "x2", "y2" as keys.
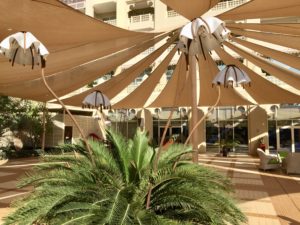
[
  {"x1": 41, "y1": 69, "x2": 95, "y2": 165},
  {"x1": 62, "y1": 109, "x2": 66, "y2": 143},
  {"x1": 41, "y1": 102, "x2": 46, "y2": 155},
  {"x1": 189, "y1": 55, "x2": 199, "y2": 163}
]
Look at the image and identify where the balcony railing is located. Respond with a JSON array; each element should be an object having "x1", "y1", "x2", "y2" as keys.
[
  {"x1": 130, "y1": 13, "x2": 154, "y2": 23},
  {"x1": 103, "y1": 19, "x2": 117, "y2": 26},
  {"x1": 62, "y1": 0, "x2": 85, "y2": 10},
  {"x1": 129, "y1": 13, "x2": 154, "y2": 30},
  {"x1": 166, "y1": 0, "x2": 249, "y2": 18},
  {"x1": 142, "y1": 46, "x2": 154, "y2": 55},
  {"x1": 167, "y1": 10, "x2": 180, "y2": 17},
  {"x1": 212, "y1": 0, "x2": 249, "y2": 11}
]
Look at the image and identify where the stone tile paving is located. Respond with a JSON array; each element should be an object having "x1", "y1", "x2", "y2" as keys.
[
  {"x1": 0, "y1": 158, "x2": 37, "y2": 224},
  {"x1": 1, "y1": 155, "x2": 300, "y2": 225},
  {"x1": 199, "y1": 153, "x2": 300, "y2": 225}
]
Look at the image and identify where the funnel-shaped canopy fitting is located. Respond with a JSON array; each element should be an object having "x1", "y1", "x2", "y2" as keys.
[
  {"x1": 178, "y1": 17, "x2": 230, "y2": 55},
  {"x1": 212, "y1": 64, "x2": 251, "y2": 87},
  {"x1": 82, "y1": 91, "x2": 111, "y2": 112},
  {"x1": 0, "y1": 31, "x2": 49, "y2": 68}
]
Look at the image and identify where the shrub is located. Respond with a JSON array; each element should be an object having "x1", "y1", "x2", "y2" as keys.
[{"x1": 4, "y1": 129, "x2": 246, "y2": 225}]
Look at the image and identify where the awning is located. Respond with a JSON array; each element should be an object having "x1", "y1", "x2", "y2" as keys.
[
  {"x1": 0, "y1": 0, "x2": 159, "y2": 100},
  {"x1": 1, "y1": 0, "x2": 300, "y2": 109}
]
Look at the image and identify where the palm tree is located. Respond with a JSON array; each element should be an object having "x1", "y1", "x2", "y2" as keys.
[{"x1": 4, "y1": 129, "x2": 246, "y2": 225}]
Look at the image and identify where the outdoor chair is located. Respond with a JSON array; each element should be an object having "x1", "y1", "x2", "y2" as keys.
[
  {"x1": 257, "y1": 148, "x2": 281, "y2": 171},
  {"x1": 282, "y1": 152, "x2": 300, "y2": 175}
]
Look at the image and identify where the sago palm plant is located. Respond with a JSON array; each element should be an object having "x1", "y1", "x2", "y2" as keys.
[{"x1": 4, "y1": 129, "x2": 246, "y2": 225}]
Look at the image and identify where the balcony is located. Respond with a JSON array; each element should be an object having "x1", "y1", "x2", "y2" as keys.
[
  {"x1": 167, "y1": 10, "x2": 180, "y2": 18},
  {"x1": 61, "y1": 0, "x2": 86, "y2": 10},
  {"x1": 166, "y1": 1, "x2": 249, "y2": 18},
  {"x1": 103, "y1": 19, "x2": 117, "y2": 26},
  {"x1": 142, "y1": 46, "x2": 154, "y2": 55},
  {"x1": 129, "y1": 13, "x2": 154, "y2": 30},
  {"x1": 211, "y1": 0, "x2": 249, "y2": 11}
]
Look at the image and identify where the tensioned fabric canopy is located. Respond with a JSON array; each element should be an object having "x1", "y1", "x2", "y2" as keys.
[
  {"x1": 0, "y1": 0, "x2": 160, "y2": 100},
  {"x1": 160, "y1": 0, "x2": 221, "y2": 20},
  {"x1": 0, "y1": 0, "x2": 300, "y2": 109}
]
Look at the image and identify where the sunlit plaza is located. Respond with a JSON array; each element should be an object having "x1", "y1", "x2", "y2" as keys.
[{"x1": 0, "y1": 0, "x2": 300, "y2": 224}]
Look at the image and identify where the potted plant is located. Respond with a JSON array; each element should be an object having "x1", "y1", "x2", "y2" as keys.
[{"x1": 220, "y1": 139, "x2": 240, "y2": 156}]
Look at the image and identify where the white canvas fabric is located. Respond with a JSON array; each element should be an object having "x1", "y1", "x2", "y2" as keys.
[
  {"x1": 160, "y1": 0, "x2": 220, "y2": 20},
  {"x1": 212, "y1": 65, "x2": 251, "y2": 87},
  {"x1": 219, "y1": 0, "x2": 300, "y2": 21},
  {"x1": 0, "y1": 32, "x2": 49, "y2": 67},
  {"x1": 0, "y1": 0, "x2": 300, "y2": 108},
  {"x1": 0, "y1": 0, "x2": 158, "y2": 99},
  {"x1": 178, "y1": 17, "x2": 230, "y2": 55},
  {"x1": 82, "y1": 91, "x2": 111, "y2": 110}
]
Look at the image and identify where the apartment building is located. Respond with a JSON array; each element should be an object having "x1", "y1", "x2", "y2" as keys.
[{"x1": 50, "y1": 0, "x2": 300, "y2": 155}]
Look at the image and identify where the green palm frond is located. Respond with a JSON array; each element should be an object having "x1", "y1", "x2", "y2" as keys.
[
  {"x1": 158, "y1": 144, "x2": 193, "y2": 167},
  {"x1": 107, "y1": 129, "x2": 131, "y2": 183},
  {"x1": 4, "y1": 129, "x2": 246, "y2": 225},
  {"x1": 128, "y1": 129, "x2": 154, "y2": 183}
]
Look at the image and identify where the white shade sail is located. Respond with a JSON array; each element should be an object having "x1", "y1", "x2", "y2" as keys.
[
  {"x1": 198, "y1": 53, "x2": 251, "y2": 106},
  {"x1": 113, "y1": 46, "x2": 177, "y2": 109},
  {"x1": 0, "y1": 0, "x2": 299, "y2": 108},
  {"x1": 229, "y1": 36, "x2": 300, "y2": 71},
  {"x1": 218, "y1": 0, "x2": 300, "y2": 21},
  {"x1": 160, "y1": 0, "x2": 221, "y2": 20},
  {"x1": 0, "y1": 0, "x2": 158, "y2": 99},
  {"x1": 215, "y1": 47, "x2": 300, "y2": 104}
]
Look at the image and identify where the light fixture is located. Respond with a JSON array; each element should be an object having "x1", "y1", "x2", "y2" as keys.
[
  {"x1": 212, "y1": 64, "x2": 251, "y2": 88},
  {"x1": 82, "y1": 90, "x2": 111, "y2": 112},
  {"x1": 178, "y1": 16, "x2": 230, "y2": 59}
]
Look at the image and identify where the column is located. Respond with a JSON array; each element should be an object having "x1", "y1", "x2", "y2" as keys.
[
  {"x1": 85, "y1": 0, "x2": 96, "y2": 17},
  {"x1": 116, "y1": 0, "x2": 130, "y2": 29},
  {"x1": 137, "y1": 109, "x2": 153, "y2": 139},
  {"x1": 248, "y1": 106, "x2": 268, "y2": 156},
  {"x1": 154, "y1": 0, "x2": 167, "y2": 31},
  {"x1": 188, "y1": 108, "x2": 206, "y2": 154},
  {"x1": 198, "y1": 109, "x2": 206, "y2": 153}
]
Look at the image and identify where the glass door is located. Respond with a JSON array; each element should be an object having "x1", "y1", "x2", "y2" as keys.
[
  {"x1": 234, "y1": 120, "x2": 248, "y2": 152},
  {"x1": 279, "y1": 127, "x2": 291, "y2": 151},
  {"x1": 293, "y1": 127, "x2": 300, "y2": 152},
  {"x1": 277, "y1": 125, "x2": 300, "y2": 152},
  {"x1": 159, "y1": 126, "x2": 183, "y2": 144},
  {"x1": 171, "y1": 126, "x2": 182, "y2": 143},
  {"x1": 159, "y1": 126, "x2": 171, "y2": 145},
  {"x1": 64, "y1": 126, "x2": 73, "y2": 144}
]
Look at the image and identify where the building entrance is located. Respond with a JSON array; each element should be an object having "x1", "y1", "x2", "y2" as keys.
[
  {"x1": 206, "y1": 107, "x2": 248, "y2": 153},
  {"x1": 64, "y1": 126, "x2": 73, "y2": 144},
  {"x1": 153, "y1": 110, "x2": 188, "y2": 147},
  {"x1": 206, "y1": 120, "x2": 248, "y2": 153},
  {"x1": 159, "y1": 126, "x2": 184, "y2": 144}
]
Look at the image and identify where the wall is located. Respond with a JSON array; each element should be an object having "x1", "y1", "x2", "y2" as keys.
[
  {"x1": 46, "y1": 112, "x2": 102, "y2": 147},
  {"x1": 64, "y1": 114, "x2": 102, "y2": 143},
  {"x1": 45, "y1": 113, "x2": 64, "y2": 147}
]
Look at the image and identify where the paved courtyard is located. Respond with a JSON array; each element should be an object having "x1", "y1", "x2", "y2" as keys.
[
  {"x1": 200, "y1": 153, "x2": 300, "y2": 225},
  {"x1": 0, "y1": 158, "x2": 38, "y2": 224},
  {"x1": 0, "y1": 155, "x2": 300, "y2": 225}
]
